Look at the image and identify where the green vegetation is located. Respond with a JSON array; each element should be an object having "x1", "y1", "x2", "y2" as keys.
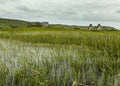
[
  {"x1": 0, "y1": 28, "x2": 119, "y2": 57},
  {"x1": 0, "y1": 18, "x2": 120, "y2": 86},
  {"x1": 0, "y1": 18, "x2": 117, "y2": 30},
  {"x1": 0, "y1": 18, "x2": 28, "y2": 28}
]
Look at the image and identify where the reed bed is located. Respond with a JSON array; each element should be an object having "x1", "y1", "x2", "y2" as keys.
[{"x1": 0, "y1": 29, "x2": 119, "y2": 86}]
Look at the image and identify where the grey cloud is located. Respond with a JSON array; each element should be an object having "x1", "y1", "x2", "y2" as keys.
[
  {"x1": 0, "y1": 0, "x2": 120, "y2": 28},
  {"x1": 65, "y1": 11, "x2": 77, "y2": 15},
  {"x1": 116, "y1": 10, "x2": 120, "y2": 14},
  {"x1": 17, "y1": 6, "x2": 38, "y2": 12},
  {"x1": 0, "y1": 0, "x2": 18, "y2": 4}
]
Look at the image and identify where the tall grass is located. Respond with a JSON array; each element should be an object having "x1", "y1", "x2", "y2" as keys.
[
  {"x1": 0, "y1": 29, "x2": 119, "y2": 57},
  {"x1": 0, "y1": 39, "x2": 119, "y2": 86},
  {"x1": 0, "y1": 28, "x2": 120, "y2": 86}
]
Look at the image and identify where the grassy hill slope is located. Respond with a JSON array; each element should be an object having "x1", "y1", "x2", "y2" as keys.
[
  {"x1": 0, "y1": 18, "x2": 118, "y2": 30},
  {"x1": 0, "y1": 18, "x2": 28, "y2": 28}
]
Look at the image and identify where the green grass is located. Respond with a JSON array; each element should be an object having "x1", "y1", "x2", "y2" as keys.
[
  {"x1": 0, "y1": 28, "x2": 119, "y2": 57},
  {"x1": 0, "y1": 27, "x2": 119, "y2": 86},
  {"x1": 0, "y1": 18, "x2": 28, "y2": 28},
  {"x1": 0, "y1": 39, "x2": 119, "y2": 86}
]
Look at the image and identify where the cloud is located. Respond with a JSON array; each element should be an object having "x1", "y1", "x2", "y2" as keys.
[
  {"x1": 0, "y1": 0, "x2": 18, "y2": 4},
  {"x1": 0, "y1": 0, "x2": 120, "y2": 28},
  {"x1": 17, "y1": 5, "x2": 38, "y2": 12},
  {"x1": 116, "y1": 10, "x2": 120, "y2": 14}
]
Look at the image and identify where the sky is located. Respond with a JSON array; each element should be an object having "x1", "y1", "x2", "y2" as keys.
[{"x1": 0, "y1": 0, "x2": 120, "y2": 29}]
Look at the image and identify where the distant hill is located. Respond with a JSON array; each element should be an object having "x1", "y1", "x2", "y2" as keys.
[
  {"x1": 0, "y1": 18, "x2": 118, "y2": 30},
  {"x1": 50, "y1": 24, "x2": 117, "y2": 30},
  {"x1": 0, "y1": 18, "x2": 28, "y2": 28}
]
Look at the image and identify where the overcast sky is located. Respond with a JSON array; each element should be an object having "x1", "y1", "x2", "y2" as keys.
[{"x1": 0, "y1": 0, "x2": 120, "y2": 29}]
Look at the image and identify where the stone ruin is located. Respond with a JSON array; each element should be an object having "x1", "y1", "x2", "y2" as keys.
[
  {"x1": 97, "y1": 24, "x2": 101, "y2": 30},
  {"x1": 88, "y1": 24, "x2": 92, "y2": 30},
  {"x1": 42, "y1": 22, "x2": 49, "y2": 28},
  {"x1": 88, "y1": 24, "x2": 102, "y2": 30},
  {"x1": 27, "y1": 22, "x2": 49, "y2": 28}
]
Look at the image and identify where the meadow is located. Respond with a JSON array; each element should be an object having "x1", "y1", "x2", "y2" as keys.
[{"x1": 0, "y1": 27, "x2": 120, "y2": 86}]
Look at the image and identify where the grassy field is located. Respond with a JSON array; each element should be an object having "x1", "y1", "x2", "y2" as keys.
[{"x1": 0, "y1": 27, "x2": 120, "y2": 86}]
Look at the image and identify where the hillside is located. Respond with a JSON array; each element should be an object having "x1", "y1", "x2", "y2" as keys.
[
  {"x1": 0, "y1": 18, "x2": 118, "y2": 30},
  {"x1": 0, "y1": 18, "x2": 28, "y2": 28}
]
